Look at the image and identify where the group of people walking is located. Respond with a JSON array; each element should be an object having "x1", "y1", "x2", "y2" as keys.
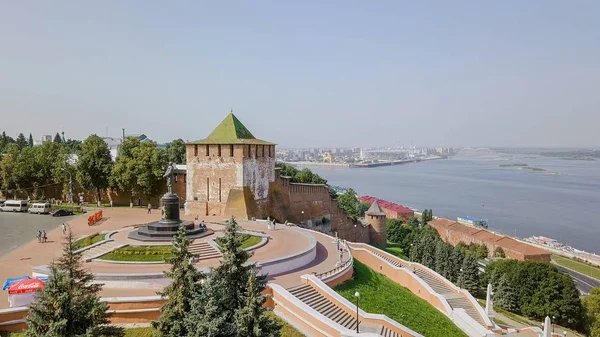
[{"x1": 36, "y1": 230, "x2": 47, "y2": 243}]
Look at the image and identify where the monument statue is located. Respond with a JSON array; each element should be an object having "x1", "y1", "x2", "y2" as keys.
[
  {"x1": 129, "y1": 161, "x2": 212, "y2": 242},
  {"x1": 163, "y1": 162, "x2": 176, "y2": 194}
]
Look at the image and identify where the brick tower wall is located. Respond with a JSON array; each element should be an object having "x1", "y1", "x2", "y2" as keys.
[
  {"x1": 366, "y1": 214, "x2": 387, "y2": 247},
  {"x1": 185, "y1": 143, "x2": 275, "y2": 219}
]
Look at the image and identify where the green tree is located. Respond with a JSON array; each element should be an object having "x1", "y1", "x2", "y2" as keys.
[
  {"x1": 0, "y1": 143, "x2": 19, "y2": 197},
  {"x1": 28, "y1": 133, "x2": 34, "y2": 147},
  {"x1": 408, "y1": 216, "x2": 420, "y2": 227},
  {"x1": 494, "y1": 247, "x2": 505, "y2": 258},
  {"x1": 592, "y1": 315, "x2": 600, "y2": 337},
  {"x1": 166, "y1": 138, "x2": 187, "y2": 164},
  {"x1": 25, "y1": 230, "x2": 123, "y2": 337},
  {"x1": 14, "y1": 146, "x2": 40, "y2": 198},
  {"x1": 475, "y1": 245, "x2": 489, "y2": 259},
  {"x1": 581, "y1": 288, "x2": 600, "y2": 330},
  {"x1": 153, "y1": 225, "x2": 204, "y2": 336},
  {"x1": 185, "y1": 217, "x2": 279, "y2": 337},
  {"x1": 483, "y1": 259, "x2": 584, "y2": 331},
  {"x1": 420, "y1": 236, "x2": 436, "y2": 268},
  {"x1": 53, "y1": 132, "x2": 62, "y2": 143},
  {"x1": 111, "y1": 137, "x2": 142, "y2": 205},
  {"x1": 131, "y1": 141, "x2": 166, "y2": 201},
  {"x1": 448, "y1": 246, "x2": 465, "y2": 283},
  {"x1": 458, "y1": 255, "x2": 480, "y2": 295},
  {"x1": 494, "y1": 274, "x2": 518, "y2": 312},
  {"x1": 64, "y1": 138, "x2": 82, "y2": 153},
  {"x1": 234, "y1": 271, "x2": 281, "y2": 337},
  {"x1": 16, "y1": 133, "x2": 28, "y2": 150},
  {"x1": 77, "y1": 134, "x2": 113, "y2": 203}
]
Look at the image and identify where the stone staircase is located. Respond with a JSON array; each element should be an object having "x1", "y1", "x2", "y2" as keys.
[
  {"x1": 414, "y1": 269, "x2": 454, "y2": 295},
  {"x1": 379, "y1": 325, "x2": 400, "y2": 337},
  {"x1": 413, "y1": 269, "x2": 486, "y2": 326},
  {"x1": 82, "y1": 241, "x2": 122, "y2": 261},
  {"x1": 446, "y1": 295, "x2": 487, "y2": 326},
  {"x1": 288, "y1": 284, "x2": 359, "y2": 331},
  {"x1": 189, "y1": 241, "x2": 221, "y2": 260},
  {"x1": 371, "y1": 251, "x2": 406, "y2": 268}
]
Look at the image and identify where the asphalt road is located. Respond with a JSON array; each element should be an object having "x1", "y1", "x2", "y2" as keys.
[{"x1": 554, "y1": 264, "x2": 600, "y2": 295}]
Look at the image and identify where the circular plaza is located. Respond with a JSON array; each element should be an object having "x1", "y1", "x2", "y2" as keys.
[{"x1": 0, "y1": 207, "x2": 349, "y2": 308}]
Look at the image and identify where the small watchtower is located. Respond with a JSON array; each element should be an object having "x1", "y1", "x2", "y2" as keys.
[
  {"x1": 185, "y1": 112, "x2": 276, "y2": 219},
  {"x1": 365, "y1": 200, "x2": 387, "y2": 247}
]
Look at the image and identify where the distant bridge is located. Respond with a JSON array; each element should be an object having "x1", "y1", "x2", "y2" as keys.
[{"x1": 457, "y1": 147, "x2": 494, "y2": 154}]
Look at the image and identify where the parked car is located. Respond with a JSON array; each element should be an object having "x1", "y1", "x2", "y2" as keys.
[{"x1": 51, "y1": 209, "x2": 74, "y2": 217}]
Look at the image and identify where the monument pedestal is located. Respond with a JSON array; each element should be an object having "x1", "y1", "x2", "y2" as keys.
[{"x1": 128, "y1": 193, "x2": 213, "y2": 242}]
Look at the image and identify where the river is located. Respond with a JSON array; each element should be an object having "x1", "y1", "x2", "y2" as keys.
[{"x1": 309, "y1": 154, "x2": 600, "y2": 254}]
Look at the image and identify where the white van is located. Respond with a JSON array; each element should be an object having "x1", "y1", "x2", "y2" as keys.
[
  {"x1": 28, "y1": 203, "x2": 51, "y2": 214},
  {"x1": 1, "y1": 200, "x2": 28, "y2": 212}
]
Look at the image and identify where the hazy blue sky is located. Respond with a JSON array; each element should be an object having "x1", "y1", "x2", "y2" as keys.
[{"x1": 1, "y1": 1, "x2": 598, "y2": 148}]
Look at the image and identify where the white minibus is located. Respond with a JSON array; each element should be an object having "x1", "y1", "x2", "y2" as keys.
[
  {"x1": 28, "y1": 203, "x2": 52, "y2": 214},
  {"x1": 1, "y1": 200, "x2": 28, "y2": 212}
]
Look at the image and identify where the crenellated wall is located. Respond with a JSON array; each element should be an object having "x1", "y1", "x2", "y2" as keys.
[{"x1": 268, "y1": 170, "x2": 371, "y2": 244}]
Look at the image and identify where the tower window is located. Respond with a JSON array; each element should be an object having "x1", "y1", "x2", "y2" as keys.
[
  {"x1": 205, "y1": 144, "x2": 209, "y2": 156},
  {"x1": 194, "y1": 145, "x2": 198, "y2": 156},
  {"x1": 217, "y1": 145, "x2": 221, "y2": 156},
  {"x1": 230, "y1": 144, "x2": 234, "y2": 157}
]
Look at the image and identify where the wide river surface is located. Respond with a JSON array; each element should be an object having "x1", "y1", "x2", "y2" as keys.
[{"x1": 310, "y1": 154, "x2": 600, "y2": 254}]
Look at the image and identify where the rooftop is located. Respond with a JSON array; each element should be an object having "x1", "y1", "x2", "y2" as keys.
[
  {"x1": 188, "y1": 112, "x2": 274, "y2": 145},
  {"x1": 365, "y1": 200, "x2": 386, "y2": 216},
  {"x1": 429, "y1": 219, "x2": 549, "y2": 257},
  {"x1": 359, "y1": 196, "x2": 414, "y2": 214}
]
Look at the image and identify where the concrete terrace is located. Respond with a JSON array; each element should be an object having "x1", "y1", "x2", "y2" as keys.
[{"x1": 0, "y1": 208, "x2": 345, "y2": 309}]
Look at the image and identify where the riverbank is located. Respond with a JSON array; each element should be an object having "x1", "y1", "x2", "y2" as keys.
[{"x1": 310, "y1": 156, "x2": 600, "y2": 254}]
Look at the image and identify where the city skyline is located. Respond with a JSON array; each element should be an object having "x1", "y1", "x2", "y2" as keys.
[{"x1": 1, "y1": 1, "x2": 599, "y2": 148}]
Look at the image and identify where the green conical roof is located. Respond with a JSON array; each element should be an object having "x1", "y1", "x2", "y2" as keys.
[{"x1": 189, "y1": 112, "x2": 274, "y2": 145}]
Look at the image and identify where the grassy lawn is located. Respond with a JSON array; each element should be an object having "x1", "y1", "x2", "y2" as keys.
[
  {"x1": 99, "y1": 245, "x2": 174, "y2": 262},
  {"x1": 5, "y1": 315, "x2": 304, "y2": 337},
  {"x1": 73, "y1": 233, "x2": 106, "y2": 250},
  {"x1": 552, "y1": 254, "x2": 600, "y2": 280},
  {"x1": 335, "y1": 260, "x2": 467, "y2": 337},
  {"x1": 217, "y1": 233, "x2": 263, "y2": 249},
  {"x1": 384, "y1": 242, "x2": 409, "y2": 260}
]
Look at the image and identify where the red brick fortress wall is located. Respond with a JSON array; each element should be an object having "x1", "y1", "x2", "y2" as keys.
[{"x1": 268, "y1": 171, "x2": 370, "y2": 243}]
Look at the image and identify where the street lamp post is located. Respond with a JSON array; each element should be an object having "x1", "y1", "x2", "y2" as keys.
[
  {"x1": 354, "y1": 292, "x2": 360, "y2": 333},
  {"x1": 552, "y1": 316, "x2": 556, "y2": 333}
]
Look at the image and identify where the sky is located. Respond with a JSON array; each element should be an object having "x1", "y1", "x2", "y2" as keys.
[{"x1": 0, "y1": 1, "x2": 599, "y2": 148}]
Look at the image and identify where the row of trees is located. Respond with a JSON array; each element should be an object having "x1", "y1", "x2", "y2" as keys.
[
  {"x1": 387, "y1": 220, "x2": 481, "y2": 294},
  {"x1": 25, "y1": 218, "x2": 279, "y2": 337},
  {"x1": 421, "y1": 209, "x2": 433, "y2": 224},
  {"x1": 0, "y1": 131, "x2": 82, "y2": 154},
  {"x1": 0, "y1": 132, "x2": 187, "y2": 203},
  {"x1": 153, "y1": 217, "x2": 280, "y2": 336},
  {"x1": 482, "y1": 259, "x2": 584, "y2": 331},
  {"x1": 275, "y1": 162, "x2": 328, "y2": 185}
]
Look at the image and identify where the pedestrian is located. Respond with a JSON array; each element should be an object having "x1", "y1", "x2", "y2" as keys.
[
  {"x1": 36, "y1": 230, "x2": 41, "y2": 243},
  {"x1": 272, "y1": 218, "x2": 276, "y2": 231},
  {"x1": 110, "y1": 200, "x2": 113, "y2": 208},
  {"x1": 339, "y1": 248, "x2": 343, "y2": 263},
  {"x1": 61, "y1": 223, "x2": 67, "y2": 235},
  {"x1": 42, "y1": 230, "x2": 47, "y2": 243},
  {"x1": 336, "y1": 237, "x2": 340, "y2": 251},
  {"x1": 147, "y1": 202, "x2": 152, "y2": 214}
]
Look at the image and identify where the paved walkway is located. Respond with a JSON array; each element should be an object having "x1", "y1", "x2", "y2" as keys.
[{"x1": 0, "y1": 208, "x2": 343, "y2": 308}]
